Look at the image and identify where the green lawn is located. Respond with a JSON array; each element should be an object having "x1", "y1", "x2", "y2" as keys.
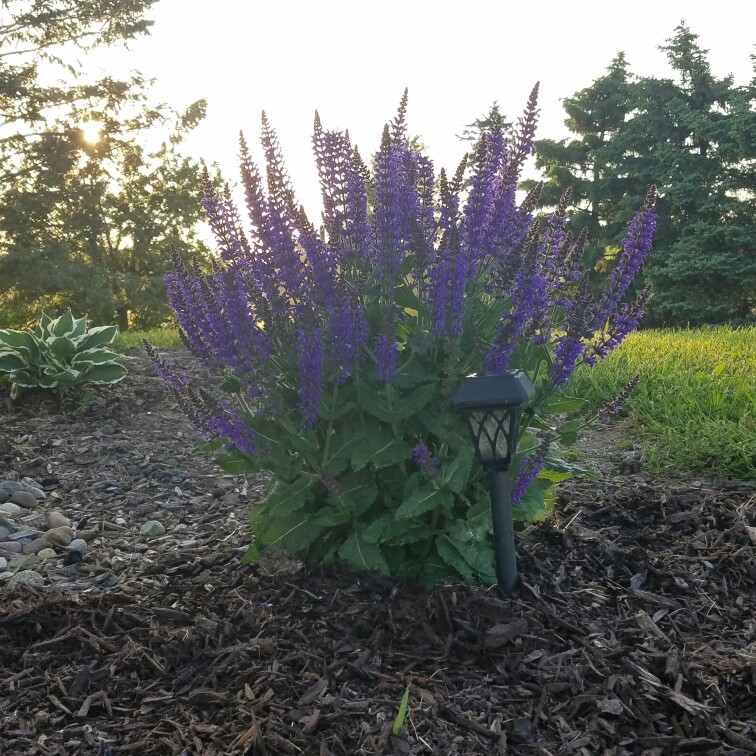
[
  {"x1": 114, "y1": 328, "x2": 183, "y2": 350},
  {"x1": 566, "y1": 327, "x2": 756, "y2": 479}
]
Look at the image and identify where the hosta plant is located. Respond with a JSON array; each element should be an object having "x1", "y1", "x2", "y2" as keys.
[
  {"x1": 0, "y1": 310, "x2": 127, "y2": 399},
  {"x1": 148, "y1": 87, "x2": 656, "y2": 585}
]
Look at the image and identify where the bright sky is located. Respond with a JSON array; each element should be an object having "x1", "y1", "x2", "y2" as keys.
[{"x1": 87, "y1": 0, "x2": 755, "y2": 216}]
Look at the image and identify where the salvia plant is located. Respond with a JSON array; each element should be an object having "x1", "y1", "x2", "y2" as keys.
[
  {"x1": 0, "y1": 310, "x2": 127, "y2": 399},
  {"x1": 147, "y1": 86, "x2": 656, "y2": 585}
]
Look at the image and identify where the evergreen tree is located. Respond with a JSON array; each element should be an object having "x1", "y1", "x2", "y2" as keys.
[
  {"x1": 638, "y1": 25, "x2": 756, "y2": 324},
  {"x1": 522, "y1": 24, "x2": 755, "y2": 324},
  {"x1": 521, "y1": 54, "x2": 646, "y2": 266}
]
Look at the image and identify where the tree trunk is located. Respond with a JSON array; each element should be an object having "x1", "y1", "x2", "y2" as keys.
[{"x1": 116, "y1": 307, "x2": 129, "y2": 332}]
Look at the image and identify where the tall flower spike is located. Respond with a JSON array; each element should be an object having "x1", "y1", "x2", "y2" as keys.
[
  {"x1": 389, "y1": 88, "x2": 409, "y2": 146},
  {"x1": 502, "y1": 82, "x2": 540, "y2": 185}
]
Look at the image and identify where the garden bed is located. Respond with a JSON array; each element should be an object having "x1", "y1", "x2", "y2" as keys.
[{"x1": 1, "y1": 349, "x2": 756, "y2": 755}]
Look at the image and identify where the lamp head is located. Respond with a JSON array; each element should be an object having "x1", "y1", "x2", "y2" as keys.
[{"x1": 451, "y1": 371, "x2": 535, "y2": 472}]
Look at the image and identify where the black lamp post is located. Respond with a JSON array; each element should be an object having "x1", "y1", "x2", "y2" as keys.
[{"x1": 451, "y1": 371, "x2": 535, "y2": 592}]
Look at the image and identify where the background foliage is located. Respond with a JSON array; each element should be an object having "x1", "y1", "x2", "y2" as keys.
[
  {"x1": 519, "y1": 24, "x2": 756, "y2": 326},
  {"x1": 0, "y1": 0, "x2": 211, "y2": 330}
]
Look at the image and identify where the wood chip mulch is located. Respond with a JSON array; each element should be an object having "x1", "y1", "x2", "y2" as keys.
[{"x1": 1, "y1": 348, "x2": 756, "y2": 755}]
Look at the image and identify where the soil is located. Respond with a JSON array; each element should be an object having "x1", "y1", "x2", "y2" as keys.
[{"x1": 2, "y1": 348, "x2": 756, "y2": 755}]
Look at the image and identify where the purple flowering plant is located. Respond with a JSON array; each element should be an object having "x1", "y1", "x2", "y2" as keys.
[{"x1": 148, "y1": 87, "x2": 656, "y2": 585}]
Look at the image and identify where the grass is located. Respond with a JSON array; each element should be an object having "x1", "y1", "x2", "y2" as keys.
[
  {"x1": 114, "y1": 328, "x2": 182, "y2": 350},
  {"x1": 566, "y1": 327, "x2": 756, "y2": 480}
]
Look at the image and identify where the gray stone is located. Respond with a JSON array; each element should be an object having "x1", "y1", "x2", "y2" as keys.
[
  {"x1": 10, "y1": 491, "x2": 38, "y2": 509},
  {"x1": 7, "y1": 528, "x2": 40, "y2": 541},
  {"x1": 0, "y1": 488, "x2": 8, "y2": 504},
  {"x1": 0, "y1": 557, "x2": 7, "y2": 570},
  {"x1": 37, "y1": 548, "x2": 57, "y2": 560},
  {"x1": 0, "y1": 516, "x2": 18, "y2": 533},
  {"x1": 68, "y1": 538, "x2": 87, "y2": 554},
  {"x1": 22, "y1": 536, "x2": 52, "y2": 555},
  {"x1": 140, "y1": 520, "x2": 165, "y2": 538},
  {"x1": 9, "y1": 553, "x2": 38, "y2": 570},
  {"x1": 0, "y1": 480, "x2": 24, "y2": 494},
  {"x1": 24, "y1": 486, "x2": 46, "y2": 501},
  {"x1": 0, "y1": 542, "x2": 23, "y2": 556},
  {"x1": 44, "y1": 527, "x2": 73, "y2": 547},
  {"x1": 8, "y1": 570, "x2": 44, "y2": 589},
  {"x1": 21, "y1": 477, "x2": 43, "y2": 490},
  {"x1": 0, "y1": 526, "x2": 12, "y2": 540},
  {"x1": 0, "y1": 502, "x2": 23, "y2": 516},
  {"x1": 45, "y1": 511, "x2": 71, "y2": 529}
]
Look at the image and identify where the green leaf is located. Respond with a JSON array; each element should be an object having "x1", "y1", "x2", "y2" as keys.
[
  {"x1": 435, "y1": 535, "x2": 476, "y2": 582},
  {"x1": 215, "y1": 449, "x2": 259, "y2": 475},
  {"x1": 392, "y1": 687, "x2": 411, "y2": 735},
  {"x1": 437, "y1": 534, "x2": 496, "y2": 584},
  {"x1": 325, "y1": 425, "x2": 369, "y2": 466},
  {"x1": 438, "y1": 445, "x2": 475, "y2": 494},
  {"x1": 70, "y1": 315, "x2": 88, "y2": 338},
  {"x1": 513, "y1": 479, "x2": 551, "y2": 523},
  {"x1": 72, "y1": 349, "x2": 126, "y2": 367},
  {"x1": 0, "y1": 350, "x2": 28, "y2": 372},
  {"x1": 310, "y1": 506, "x2": 350, "y2": 527},
  {"x1": 418, "y1": 410, "x2": 468, "y2": 451},
  {"x1": 82, "y1": 363, "x2": 127, "y2": 385},
  {"x1": 357, "y1": 382, "x2": 437, "y2": 423},
  {"x1": 255, "y1": 511, "x2": 324, "y2": 555},
  {"x1": 259, "y1": 477, "x2": 314, "y2": 520},
  {"x1": 35, "y1": 312, "x2": 52, "y2": 339},
  {"x1": 8, "y1": 369, "x2": 37, "y2": 387},
  {"x1": 394, "y1": 361, "x2": 438, "y2": 389},
  {"x1": 49, "y1": 310, "x2": 75, "y2": 337},
  {"x1": 557, "y1": 419, "x2": 583, "y2": 445},
  {"x1": 219, "y1": 372, "x2": 243, "y2": 393},
  {"x1": 75, "y1": 325, "x2": 118, "y2": 351},
  {"x1": 52, "y1": 368, "x2": 82, "y2": 387},
  {"x1": 546, "y1": 395, "x2": 586, "y2": 414},
  {"x1": 333, "y1": 476, "x2": 378, "y2": 516},
  {"x1": 338, "y1": 531, "x2": 388, "y2": 573},
  {"x1": 538, "y1": 468, "x2": 572, "y2": 483},
  {"x1": 395, "y1": 282, "x2": 422, "y2": 313},
  {"x1": 47, "y1": 336, "x2": 77, "y2": 361},
  {"x1": 396, "y1": 487, "x2": 453, "y2": 520},
  {"x1": 242, "y1": 541, "x2": 262, "y2": 564},
  {"x1": 0, "y1": 330, "x2": 42, "y2": 362},
  {"x1": 352, "y1": 430, "x2": 411, "y2": 471},
  {"x1": 291, "y1": 428, "x2": 318, "y2": 455}
]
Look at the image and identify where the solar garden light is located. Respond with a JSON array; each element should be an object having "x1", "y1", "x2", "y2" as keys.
[{"x1": 451, "y1": 371, "x2": 535, "y2": 592}]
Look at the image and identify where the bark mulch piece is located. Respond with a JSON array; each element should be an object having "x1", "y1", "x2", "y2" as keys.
[{"x1": 2, "y1": 348, "x2": 756, "y2": 754}]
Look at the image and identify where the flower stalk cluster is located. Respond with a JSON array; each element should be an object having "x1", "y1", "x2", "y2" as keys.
[{"x1": 145, "y1": 88, "x2": 657, "y2": 583}]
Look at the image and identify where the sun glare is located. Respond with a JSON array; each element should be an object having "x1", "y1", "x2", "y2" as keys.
[{"x1": 81, "y1": 121, "x2": 103, "y2": 145}]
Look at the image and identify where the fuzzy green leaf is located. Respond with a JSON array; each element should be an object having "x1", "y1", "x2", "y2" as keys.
[
  {"x1": 396, "y1": 487, "x2": 453, "y2": 520},
  {"x1": 352, "y1": 430, "x2": 411, "y2": 471},
  {"x1": 438, "y1": 445, "x2": 475, "y2": 494},
  {"x1": 338, "y1": 531, "x2": 388, "y2": 573}
]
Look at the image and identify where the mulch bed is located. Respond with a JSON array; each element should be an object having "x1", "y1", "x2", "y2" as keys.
[{"x1": 2, "y1": 349, "x2": 756, "y2": 755}]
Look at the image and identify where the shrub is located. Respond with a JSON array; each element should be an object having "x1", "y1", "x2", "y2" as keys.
[
  {"x1": 148, "y1": 87, "x2": 656, "y2": 585},
  {"x1": 0, "y1": 309, "x2": 127, "y2": 399}
]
